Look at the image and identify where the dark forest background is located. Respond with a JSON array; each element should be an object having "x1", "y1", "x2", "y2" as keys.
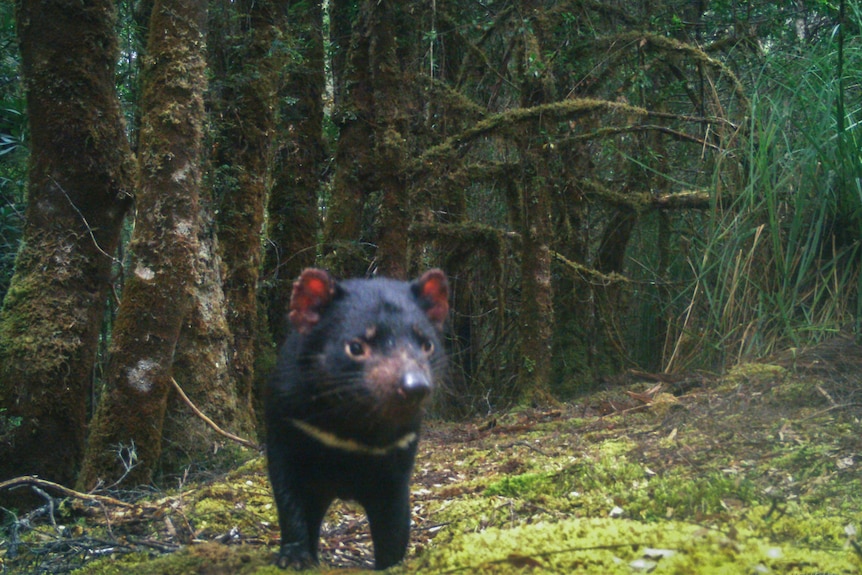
[{"x1": 1, "y1": 0, "x2": 861, "y2": 501}]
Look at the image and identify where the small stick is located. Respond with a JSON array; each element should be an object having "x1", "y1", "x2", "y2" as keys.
[
  {"x1": 170, "y1": 377, "x2": 260, "y2": 451},
  {"x1": 799, "y1": 402, "x2": 862, "y2": 421}
]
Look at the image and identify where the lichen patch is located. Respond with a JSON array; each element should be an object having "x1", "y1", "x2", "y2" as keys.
[
  {"x1": 134, "y1": 262, "x2": 155, "y2": 281},
  {"x1": 126, "y1": 358, "x2": 159, "y2": 393}
]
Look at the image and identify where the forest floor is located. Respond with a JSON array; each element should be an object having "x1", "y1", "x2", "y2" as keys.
[{"x1": 2, "y1": 334, "x2": 862, "y2": 574}]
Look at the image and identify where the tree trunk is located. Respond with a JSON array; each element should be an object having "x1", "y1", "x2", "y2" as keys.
[
  {"x1": 518, "y1": 198, "x2": 554, "y2": 404},
  {"x1": 551, "y1": 139, "x2": 592, "y2": 389},
  {"x1": 328, "y1": 0, "x2": 352, "y2": 110},
  {"x1": 210, "y1": 0, "x2": 279, "y2": 414},
  {"x1": 512, "y1": 13, "x2": 555, "y2": 405},
  {"x1": 78, "y1": 0, "x2": 208, "y2": 489},
  {"x1": 324, "y1": 0, "x2": 421, "y2": 279},
  {"x1": 323, "y1": 0, "x2": 375, "y2": 277},
  {"x1": 0, "y1": 0, "x2": 133, "y2": 504},
  {"x1": 368, "y1": 0, "x2": 411, "y2": 279},
  {"x1": 162, "y1": 196, "x2": 254, "y2": 476},
  {"x1": 265, "y1": 0, "x2": 325, "y2": 345}
]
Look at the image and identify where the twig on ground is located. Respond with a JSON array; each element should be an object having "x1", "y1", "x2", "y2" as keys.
[
  {"x1": 799, "y1": 402, "x2": 862, "y2": 421},
  {"x1": 0, "y1": 476, "x2": 135, "y2": 508}
]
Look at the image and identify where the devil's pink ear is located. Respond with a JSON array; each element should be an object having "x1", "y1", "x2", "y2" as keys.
[
  {"x1": 289, "y1": 268, "x2": 336, "y2": 334},
  {"x1": 413, "y1": 269, "x2": 449, "y2": 329}
]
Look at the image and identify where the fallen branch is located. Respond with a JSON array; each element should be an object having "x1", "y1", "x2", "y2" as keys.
[
  {"x1": 0, "y1": 476, "x2": 135, "y2": 508},
  {"x1": 169, "y1": 377, "x2": 260, "y2": 451}
]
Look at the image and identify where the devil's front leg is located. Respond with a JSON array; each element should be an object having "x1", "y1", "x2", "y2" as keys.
[
  {"x1": 362, "y1": 473, "x2": 412, "y2": 570},
  {"x1": 268, "y1": 446, "x2": 331, "y2": 569}
]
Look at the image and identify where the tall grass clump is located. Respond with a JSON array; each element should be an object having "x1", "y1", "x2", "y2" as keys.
[{"x1": 671, "y1": 15, "x2": 862, "y2": 369}]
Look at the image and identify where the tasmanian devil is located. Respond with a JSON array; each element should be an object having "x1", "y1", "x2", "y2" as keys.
[{"x1": 265, "y1": 268, "x2": 449, "y2": 570}]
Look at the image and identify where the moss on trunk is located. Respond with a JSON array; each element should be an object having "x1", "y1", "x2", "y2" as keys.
[
  {"x1": 512, "y1": 16, "x2": 555, "y2": 405},
  {"x1": 265, "y1": 0, "x2": 325, "y2": 344},
  {"x1": 162, "y1": 197, "x2": 256, "y2": 476},
  {"x1": 322, "y1": 2, "x2": 375, "y2": 278},
  {"x1": 77, "y1": 0, "x2": 208, "y2": 490},
  {"x1": 209, "y1": 0, "x2": 279, "y2": 413},
  {"x1": 367, "y1": 1, "x2": 412, "y2": 279},
  {"x1": 0, "y1": 0, "x2": 133, "y2": 505}
]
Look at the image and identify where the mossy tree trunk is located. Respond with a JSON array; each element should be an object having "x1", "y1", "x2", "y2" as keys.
[
  {"x1": 265, "y1": 0, "x2": 325, "y2": 345},
  {"x1": 118, "y1": 0, "x2": 255, "y2": 478},
  {"x1": 0, "y1": 0, "x2": 133, "y2": 504},
  {"x1": 323, "y1": 0, "x2": 375, "y2": 277},
  {"x1": 161, "y1": 196, "x2": 252, "y2": 476},
  {"x1": 328, "y1": 0, "x2": 352, "y2": 110},
  {"x1": 78, "y1": 0, "x2": 208, "y2": 489},
  {"x1": 367, "y1": 0, "x2": 413, "y2": 279},
  {"x1": 550, "y1": 137, "x2": 593, "y2": 388},
  {"x1": 512, "y1": 9, "x2": 555, "y2": 405},
  {"x1": 324, "y1": 0, "x2": 420, "y2": 279},
  {"x1": 209, "y1": 0, "x2": 280, "y2": 413}
]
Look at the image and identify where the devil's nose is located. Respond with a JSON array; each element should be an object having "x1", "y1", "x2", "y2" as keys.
[{"x1": 401, "y1": 371, "x2": 432, "y2": 401}]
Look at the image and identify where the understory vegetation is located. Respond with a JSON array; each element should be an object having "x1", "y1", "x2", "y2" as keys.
[
  {"x1": 0, "y1": 2, "x2": 859, "y2": 405},
  {"x1": 4, "y1": 345, "x2": 861, "y2": 573},
  {"x1": 2, "y1": 1, "x2": 862, "y2": 572}
]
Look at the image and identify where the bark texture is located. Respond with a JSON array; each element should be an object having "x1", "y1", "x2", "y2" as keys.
[
  {"x1": 513, "y1": 11, "x2": 555, "y2": 404},
  {"x1": 78, "y1": 0, "x2": 208, "y2": 489},
  {"x1": 367, "y1": 0, "x2": 409, "y2": 279},
  {"x1": 323, "y1": 0, "x2": 375, "y2": 277},
  {"x1": 210, "y1": 0, "x2": 280, "y2": 414},
  {"x1": 161, "y1": 197, "x2": 254, "y2": 476},
  {"x1": 265, "y1": 0, "x2": 325, "y2": 345},
  {"x1": 0, "y1": 0, "x2": 133, "y2": 504},
  {"x1": 323, "y1": 0, "x2": 421, "y2": 278}
]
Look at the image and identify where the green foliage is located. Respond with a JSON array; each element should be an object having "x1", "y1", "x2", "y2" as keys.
[
  {"x1": 0, "y1": 407, "x2": 23, "y2": 435},
  {"x1": 114, "y1": 0, "x2": 145, "y2": 133},
  {"x1": 0, "y1": 2, "x2": 25, "y2": 302},
  {"x1": 673, "y1": 12, "x2": 862, "y2": 367}
]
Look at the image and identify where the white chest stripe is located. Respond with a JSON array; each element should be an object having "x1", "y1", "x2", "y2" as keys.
[{"x1": 288, "y1": 418, "x2": 417, "y2": 456}]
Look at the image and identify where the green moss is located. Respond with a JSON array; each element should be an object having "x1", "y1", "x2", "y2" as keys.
[
  {"x1": 428, "y1": 493, "x2": 552, "y2": 544},
  {"x1": 743, "y1": 503, "x2": 854, "y2": 548},
  {"x1": 72, "y1": 543, "x2": 274, "y2": 575},
  {"x1": 485, "y1": 473, "x2": 551, "y2": 497},
  {"x1": 556, "y1": 452, "x2": 644, "y2": 494},
  {"x1": 0, "y1": 266, "x2": 86, "y2": 368},
  {"x1": 766, "y1": 377, "x2": 830, "y2": 410},
  {"x1": 721, "y1": 363, "x2": 788, "y2": 390},
  {"x1": 640, "y1": 471, "x2": 758, "y2": 520},
  {"x1": 410, "y1": 517, "x2": 860, "y2": 574},
  {"x1": 593, "y1": 439, "x2": 636, "y2": 458},
  {"x1": 188, "y1": 462, "x2": 278, "y2": 539}
]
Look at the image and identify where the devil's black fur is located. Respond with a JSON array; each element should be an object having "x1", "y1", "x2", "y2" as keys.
[{"x1": 265, "y1": 269, "x2": 448, "y2": 570}]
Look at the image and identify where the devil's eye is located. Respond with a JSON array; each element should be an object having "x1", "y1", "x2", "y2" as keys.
[
  {"x1": 345, "y1": 340, "x2": 370, "y2": 360},
  {"x1": 419, "y1": 338, "x2": 434, "y2": 355}
]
